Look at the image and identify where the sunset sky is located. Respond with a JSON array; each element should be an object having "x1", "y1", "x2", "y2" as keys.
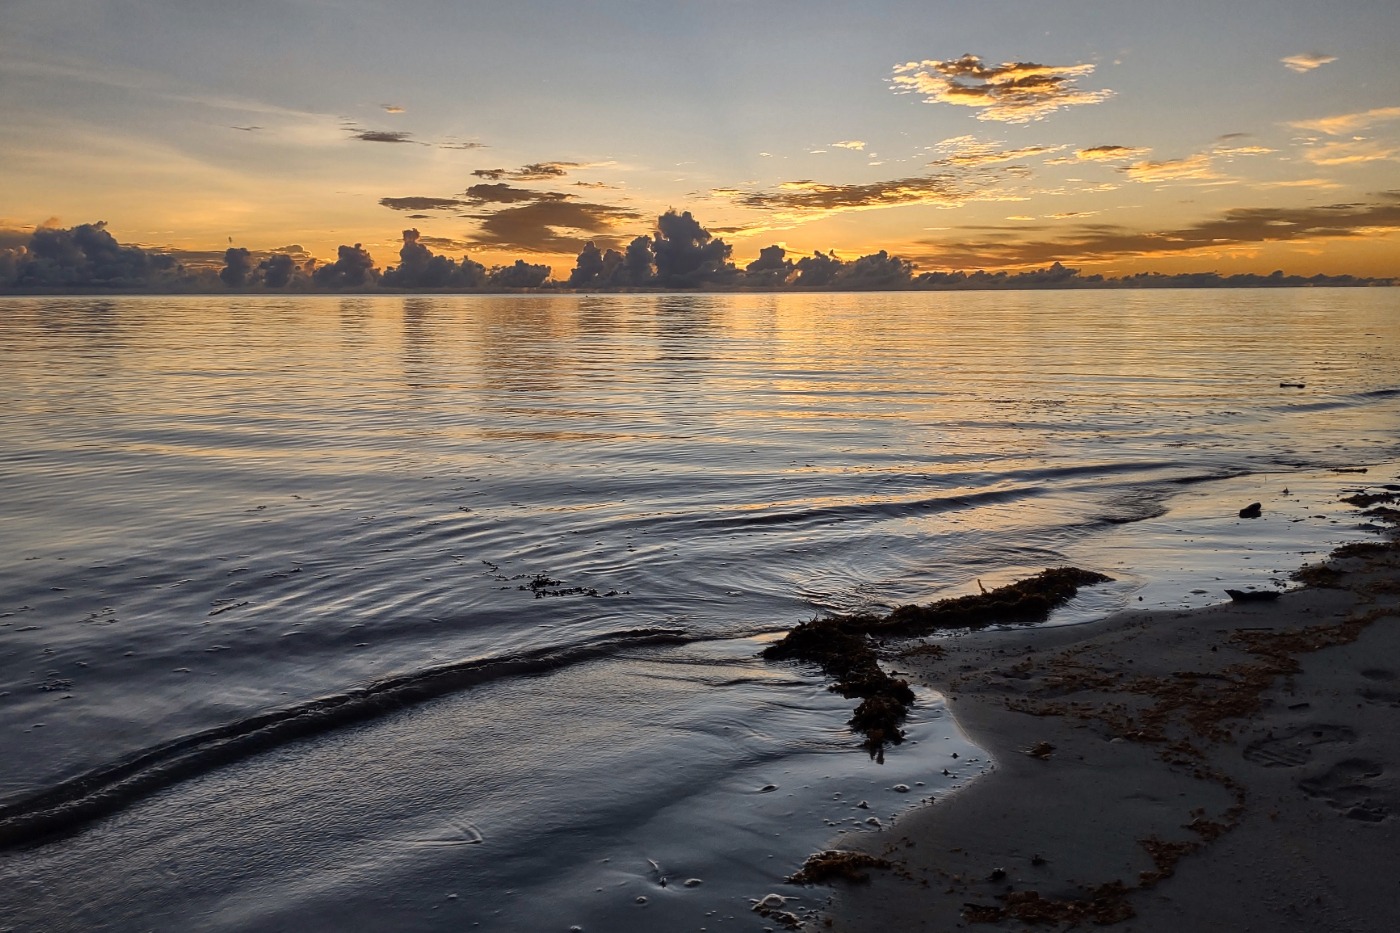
[{"x1": 4, "y1": 0, "x2": 1400, "y2": 276}]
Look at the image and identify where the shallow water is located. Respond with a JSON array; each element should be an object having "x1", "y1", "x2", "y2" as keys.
[{"x1": 1, "y1": 289, "x2": 1397, "y2": 930}]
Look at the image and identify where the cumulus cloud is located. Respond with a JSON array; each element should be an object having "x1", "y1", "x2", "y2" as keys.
[
  {"x1": 918, "y1": 194, "x2": 1400, "y2": 268},
  {"x1": 313, "y1": 243, "x2": 378, "y2": 287},
  {"x1": 651, "y1": 210, "x2": 735, "y2": 286},
  {"x1": 832, "y1": 140, "x2": 867, "y2": 150},
  {"x1": 1290, "y1": 106, "x2": 1400, "y2": 136},
  {"x1": 379, "y1": 196, "x2": 467, "y2": 211},
  {"x1": 1122, "y1": 153, "x2": 1219, "y2": 182},
  {"x1": 219, "y1": 247, "x2": 253, "y2": 286},
  {"x1": 892, "y1": 54, "x2": 1113, "y2": 123},
  {"x1": 1281, "y1": 53, "x2": 1337, "y2": 73},
  {"x1": 8, "y1": 221, "x2": 180, "y2": 288}
]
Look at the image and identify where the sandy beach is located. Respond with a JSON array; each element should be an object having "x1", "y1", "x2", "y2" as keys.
[{"x1": 790, "y1": 499, "x2": 1400, "y2": 931}]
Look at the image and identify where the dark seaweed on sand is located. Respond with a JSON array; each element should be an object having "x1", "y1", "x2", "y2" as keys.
[{"x1": 763, "y1": 568, "x2": 1112, "y2": 757}]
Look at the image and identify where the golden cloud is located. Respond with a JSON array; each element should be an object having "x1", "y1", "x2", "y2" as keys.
[
  {"x1": 931, "y1": 139, "x2": 1066, "y2": 166},
  {"x1": 1281, "y1": 53, "x2": 1337, "y2": 73},
  {"x1": 1123, "y1": 153, "x2": 1219, "y2": 182},
  {"x1": 918, "y1": 195, "x2": 1400, "y2": 268},
  {"x1": 1290, "y1": 106, "x2": 1400, "y2": 136},
  {"x1": 892, "y1": 54, "x2": 1113, "y2": 123},
  {"x1": 832, "y1": 140, "x2": 867, "y2": 150},
  {"x1": 1303, "y1": 140, "x2": 1399, "y2": 165}
]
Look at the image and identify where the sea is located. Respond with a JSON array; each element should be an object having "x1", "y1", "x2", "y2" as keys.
[{"x1": 1, "y1": 289, "x2": 1397, "y2": 932}]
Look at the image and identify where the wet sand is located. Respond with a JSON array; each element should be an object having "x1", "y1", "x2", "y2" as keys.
[{"x1": 810, "y1": 533, "x2": 1400, "y2": 931}]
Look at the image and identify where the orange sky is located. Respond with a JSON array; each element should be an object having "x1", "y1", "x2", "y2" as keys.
[{"x1": 3, "y1": 1, "x2": 1399, "y2": 278}]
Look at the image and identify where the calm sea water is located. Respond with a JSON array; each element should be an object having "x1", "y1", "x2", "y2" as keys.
[{"x1": 1, "y1": 290, "x2": 1397, "y2": 931}]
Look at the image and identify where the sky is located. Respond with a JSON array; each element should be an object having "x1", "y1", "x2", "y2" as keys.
[{"x1": 3, "y1": 0, "x2": 1400, "y2": 277}]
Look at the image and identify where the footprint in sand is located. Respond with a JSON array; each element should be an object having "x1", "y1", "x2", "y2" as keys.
[
  {"x1": 1358, "y1": 668, "x2": 1400, "y2": 708},
  {"x1": 1298, "y1": 758, "x2": 1390, "y2": 823},
  {"x1": 1242, "y1": 724, "x2": 1355, "y2": 768}
]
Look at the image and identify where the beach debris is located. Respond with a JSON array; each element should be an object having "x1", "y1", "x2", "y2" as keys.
[
  {"x1": 786, "y1": 850, "x2": 892, "y2": 885},
  {"x1": 683, "y1": 878, "x2": 703, "y2": 887},
  {"x1": 892, "y1": 783, "x2": 910, "y2": 792},
  {"x1": 1279, "y1": 382, "x2": 1306, "y2": 388},
  {"x1": 634, "y1": 895, "x2": 647, "y2": 905},
  {"x1": 763, "y1": 569, "x2": 1112, "y2": 757},
  {"x1": 1026, "y1": 741, "x2": 1055, "y2": 760},
  {"x1": 758, "y1": 783, "x2": 778, "y2": 792},
  {"x1": 1225, "y1": 589, "x2": 1281, "y2": 602},
  {"x1": 988, "y1": 867, "x2": 1007, "y2": 881},
  {"x1": 856, "y1": 800, "x2": 869, "y2": 809},
  {"x1": 1238, "y1": 502, "x2": 1262, "y2": 518},
  {"x1": 963, "y1": 881, "x2": 1135, "y2": 925},
  {"x1": 755, "y1": 894, "x2": 788, "y2": 909}
]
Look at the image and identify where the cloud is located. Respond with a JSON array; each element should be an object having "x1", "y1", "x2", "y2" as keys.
[
  {"x1": 463, "y1": 184, "x2": 571, "y2": 204},
  {"x1": 382, "y1": 104, "x2": 406, "y2": 113},
  {"x1": 1123, "y1": 153, "x2": 1219, "y2": 182},
  {"x1": 350, "y1": 129, "x2": 416, "y2": 144},
  {"x1": 1302, "y1": 140, "x2": 1399, "y2": 166},
  {"x1": 724, "y1": 174, "x2": 983, "y2": 221},
  {"x1": 917, "y1": 194, "x2": 1400, "y2": 268},
  {"x1": 379, "y1": 196, "x2": 467, "y2": 211},
  {"x1": 466, "y1": 199, "x2": 643, "y2": 253},
  {"x1": 1289, "y1": 106, "x2": 1400, "y2": 136},
  {"x1": 1066, "y1": 145, "x2": 1151, "y2": 162},
  {"x1": 1281, "y1": 53, "x2": 1337, "y2": 73},
  {"x1": 892, "y1": 54, "x2": 1113, "y2": 123},
  {"x1": 931, "y1": 138, "x2": 1065, "y2": 166},
  {"x1": 832, "y1": 140, "x2": 867, "y2": 150},
  {"x1": 472, "y1": 161, "x2": 583, "y2": 182}
]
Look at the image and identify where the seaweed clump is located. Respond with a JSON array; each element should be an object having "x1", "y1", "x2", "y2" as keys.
[
  {"x1": 787, "y1": 850, "x2": 892, "y2": 885},
  {"x1": 879, "y1": 567, "x2": 1113, "y2": 635},
  {"x1": 763, "y1": 567, "x2": 1112, "y2": 757}
]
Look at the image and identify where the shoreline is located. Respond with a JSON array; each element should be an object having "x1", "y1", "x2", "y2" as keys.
[{"x1": 798, "y1": 488, "x2": 1400, "y2": 931}]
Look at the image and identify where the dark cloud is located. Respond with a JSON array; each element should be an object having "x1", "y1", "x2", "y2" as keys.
[
  {"x1": 730, "y1": 175, "x2": 970, "y2": 217},
  {"x1": 312, "y1": 243, "x2": 379, "y2": 287},
  {"x1": 463, "y1": 183, "x2": 571, "y2": 204},
  {"x1": 917, "y1": 195, "x2": 1400, "y2": 268},
  {"x1": 744, "y1": 245, "x2": 793, "y2": 286},
  {"x1": 219, "y1": 247, "x2": 253, "y2": 287},
  {"x1": 383, "y1": 228, "x2": 444, "y2": 288},
  {"x1": 259, "y1": 252, "x2": 306, "y2": 289},
  {"x1": 488, "y1": 259, "x2": 551, "y2": 288},
  {"x1": 472, "y1": 162, "x2": 582, "y2": 182},
  {"x1": 379, "y1": 196, "x2": 467, "y2": 211},
  {"x1": 351, "y1": 130, "x2": 417, "y2": 144},
  {"x1": 467, "y1": 200, "x2": 643, "y2": 254},
  {"x1": 652, "y1": 210, "x2": 734, "y2": 286},
  {"x1": 10, "y1": 221, "x2": 179, "y2": 288}
]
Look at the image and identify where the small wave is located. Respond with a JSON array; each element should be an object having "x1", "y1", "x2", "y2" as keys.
[{"x1": 0, "y1": 628, "x2": 694, "y2": 850}]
